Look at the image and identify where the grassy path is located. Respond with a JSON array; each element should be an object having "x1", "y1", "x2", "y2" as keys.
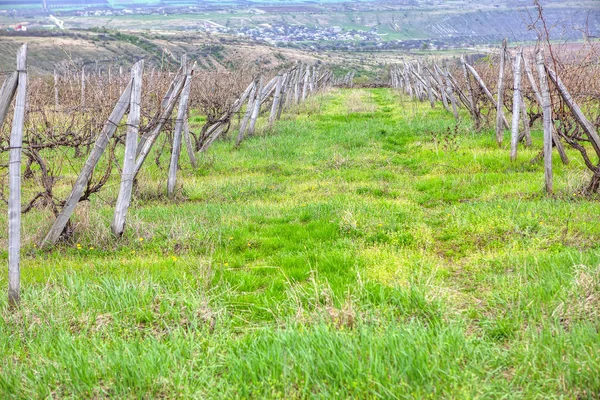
[{"x1": 1, "y1": 89, "x2": 599, "y2": 398}]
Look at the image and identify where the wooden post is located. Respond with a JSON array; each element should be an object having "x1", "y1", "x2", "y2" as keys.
[
  {"x1": 269, "y1": 72, "x2": 283, "y2": 127},
  {"x1": 7, "y1": 44, "x2": 27, "y2": 306},
  {"x1": 510, "y1": 47, "x2": 523, "y2": 161},
  {"x1": 495, "y1": 39, "x2": 508, "y2": 146},
  {"x1": 294, "y1": 67, "x2": 301, "y2": 104},
  {"x1": 237, "y1": 80, "x2": 257, "y2": 145},
  {"x1": 301, "y1": 66, "x2": 309, "y2": 102},
  {"x1": 461, "y1": 55, "x2": 480, "y2": 130},
  {"x1": 0, "y1": 72, "x2": 18, "y2": 127},
  {"x1": 247, "y1": 76, "x2": 264, "y2": 136},
  {"x1": 536, "y1": 49, "x2": 553, "y2": 193},
  {"x1": 167, "y1": 63, "x2": 193, "y2": 198},
  {"x1": 277, "y1": 72, "x2": 289, "y2": 120},
  {"x1": 111, "y1": 60, "x2": 144, "y2": 237},
  {"x1": 42, "y1": 80, "x2": 133, "y2": 247}
]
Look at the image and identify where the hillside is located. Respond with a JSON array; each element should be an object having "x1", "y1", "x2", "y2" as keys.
[{"x1": 1, "y1": 88, "x2": 599, "y2": 397}]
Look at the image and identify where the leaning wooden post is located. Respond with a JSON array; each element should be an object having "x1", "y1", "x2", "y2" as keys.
[
  {"x1": 495, "y1": 39, "x2": 508, "y2": 146},
  {"x1": 111, "y1": 60, "x2": 144, "y2": 237},
  {"x1": 247, "y1": 76, "x2": 264, "y2": 136},
  {"x1": 7, "y1": 44, "x2": 27, "y2": 306},
  {"x1": 510, "y1": 47, "x2": 523, "y2": 161},
  {"x1": 536, "y1": 49, "x2": 553, "y2": 194},
  {"x1": 167, "y1": 60, "x2": 193, "y2": 198},
  {"x1": 0, "y1": 72, "x2": 18, "y2": 127},
  {"x1": 277, "y1": 72, "x2": 289, "y2": 120},
  {"x1": 301, "y1": 66, "x2": 310, "y2": 102},
  {"x1": 42, "y1": 80, "x2": 133, "y2": 247},
  {"x1": 292, "y1": 68, "x2": 301, "y2": 103},
  {"x1": 269, "y1": 72, "x2": 284, "y2": 127},
  {"x1": 237, "y1": 80, "x2": 257, "y2": 146}
]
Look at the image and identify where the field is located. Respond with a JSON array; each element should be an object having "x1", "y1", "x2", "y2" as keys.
[{"x1": 1, "y1": 88, "x2": 600, "y2": 397}]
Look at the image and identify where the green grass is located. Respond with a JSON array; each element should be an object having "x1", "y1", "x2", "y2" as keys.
[{"x1": 1, "y1": 88, "x2": 600, "y2": 398}]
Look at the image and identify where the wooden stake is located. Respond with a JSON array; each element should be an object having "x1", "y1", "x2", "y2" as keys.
[
  {"x1": 510, "y1": 47, "x2": 523, "y2": 161},
  {"x1": 237, "y1": 80, "x2": 257, "y2": 146},
  {"x1": 111, "y1": 60, "x2": 144, "y2": 237},
  {"x1": 248, "y1": 76, "x2": 264, "y2": 136},
  {"x1": 0, "y1": 72, "x2": 18, "y2": 127},
  {"x1": 269, "y1": 72, "x2": 284, "y2": 127},
  {"x1": 8, "y1": 44, "x2": 27, "y2": 306},
  {"x1": 536, "y1": 49, "x2": 553, "y2": 193}
]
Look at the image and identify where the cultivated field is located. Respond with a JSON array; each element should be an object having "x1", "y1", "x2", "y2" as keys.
[{"x1": 1, "y1": 88, "x2": 599, "y2": 397}]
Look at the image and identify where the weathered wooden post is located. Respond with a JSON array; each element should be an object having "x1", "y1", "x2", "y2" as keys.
[
  {"x1": 294, "y1": 67, "x2": 301, "y2": 104},
  {"x1": 301, "y1": 65, "x2": 310, "y2": 102},
  {"x1": 247, "y1": 76, "x2": 264, "y2": 136},
  {"x1": 111, "y1": 60, "x2": 143, "y2": 236},
  {"x1": 269, "y1": 72, "x2": 284, "y2": 127},
  {"x1": 237, "y1": 79, "x2": 257, "y2": 145},
  {"x1": 495, "y1": 39, "x2": 508, "y2": 146},
  {"x1": 5, "y1": 44, "x2": 27, "y2": 305},
  {"x1": 277, "y1": 71, "x2": 289, "y2": 120},
  {"x1": 0, "y1": 73, "x2": 18, "y2": 127},
  {"x1": 536, "y1": 49, "x2": 553, "y2": 193},
  {"x1": 510, "y1": 47, "x2": 523, "y2": 161}
]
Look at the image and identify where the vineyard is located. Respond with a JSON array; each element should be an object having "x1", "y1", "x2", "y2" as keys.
[{"x1": 1, "y1": 23, "x2": 600, "y2": 399}]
